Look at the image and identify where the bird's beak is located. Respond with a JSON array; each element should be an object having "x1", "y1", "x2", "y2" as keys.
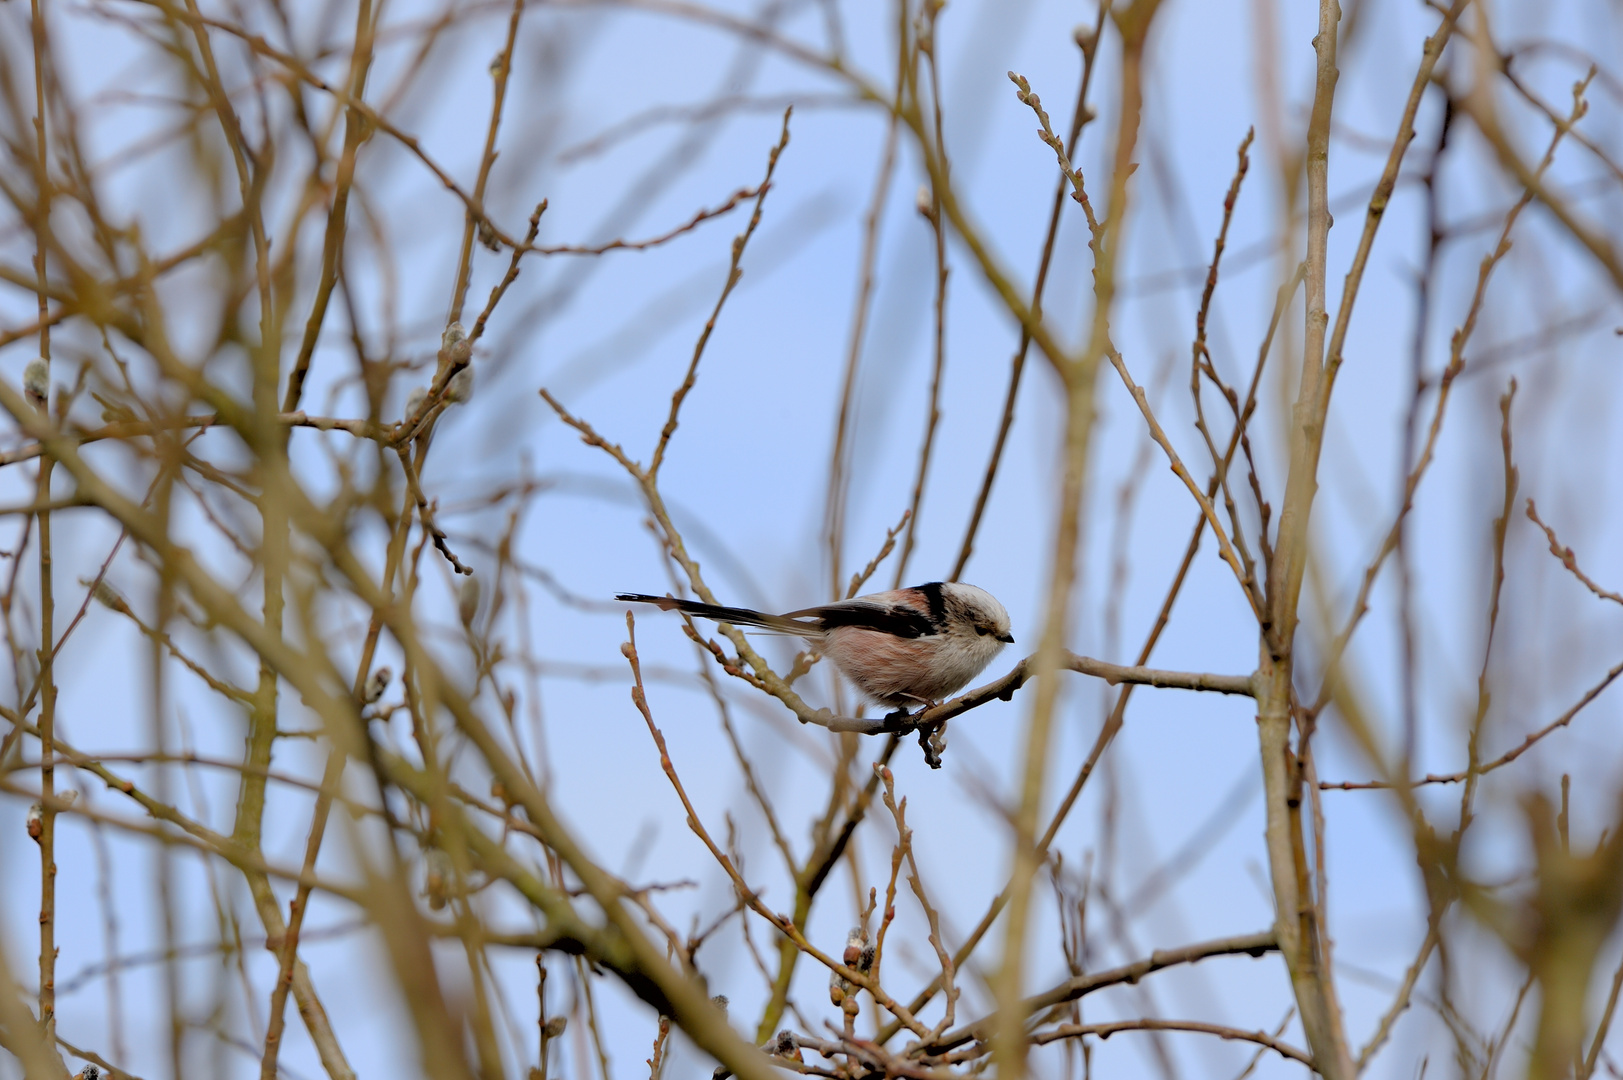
[{"x1": 997, "y1": 632, "x2": 1015, "y2": 644}]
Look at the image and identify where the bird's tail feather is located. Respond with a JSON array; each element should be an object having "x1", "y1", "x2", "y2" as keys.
[{"x1": 615, "y1": 594, "x2": 817, "y2": 636}]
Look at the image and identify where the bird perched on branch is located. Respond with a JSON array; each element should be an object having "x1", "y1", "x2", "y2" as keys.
[{"x1": 617, "y1": 582, "x2": 1013, "y2": 713}]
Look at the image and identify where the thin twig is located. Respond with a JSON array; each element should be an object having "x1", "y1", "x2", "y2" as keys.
[
  {"x1": 951, "y1": 9, "x2": 1106, "y2": 581},
  {"x1": 1357, "y1": 925, "x2": 1438, "y2": 1069},
  {"x1": 876, "y1": 766, "x2": 958, "y2": 1035},
  {"x1": 470, "y1": 200, "x2": 548, "y2": 343},
  {"x1": 1319, "y1": 653, "x2": 1623, "y2": 790},
  {"x1": 620, "y1": 616, "x2": 931, "y2": 1039},
  {"x1": 928, "y1": 930, "x2": 1277, "y2": 1052},
  {"x1": 1189, "y1": 129, "x2": 1264, "y2": 610},
  {"x1": 447, "y1": 0, "x2": 527, "y2": 322},
  {"x1": 1310, "y1": 75, "x2": 1593, "y2": 721},
  {"x1": 1024, "y1": 1019, "x2": 1313, "y2": 1068},
  {"x1": 649, "y1": 109, "x2": 792, "y2": 479},
  {"x1": 824, "y1": 35, "x2": 904, "y2": 599},
  {"x1": 533, "y1": 186, "x2": 762, "y2": 257},
  {"x1": 1525, "y1": 499, "x2": 1623, "y2": 607},
  {"x1": 890, "y1": 5, "x2": 949, "y2": 588},
  {"x1": 280, "y1": 0, "x2": 379, "y2": 412}
]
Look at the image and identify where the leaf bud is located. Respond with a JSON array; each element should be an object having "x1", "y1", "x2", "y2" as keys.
[{"x1": 23, "y1": 358, "x2": 48, "y2": 407}]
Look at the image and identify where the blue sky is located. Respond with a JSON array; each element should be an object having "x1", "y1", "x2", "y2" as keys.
[{"x1": 3, "y1": 0, "x2": 1623, "y2": 1077}]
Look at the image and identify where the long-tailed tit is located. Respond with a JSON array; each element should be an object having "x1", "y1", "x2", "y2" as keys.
[{"x1": 617, "y1": 582, "x2": 1013, "y2": 712}]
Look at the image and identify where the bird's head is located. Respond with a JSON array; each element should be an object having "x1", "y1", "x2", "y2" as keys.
[{"x1": 941, "y1": 582, "x2": 1014, "y2": 645}]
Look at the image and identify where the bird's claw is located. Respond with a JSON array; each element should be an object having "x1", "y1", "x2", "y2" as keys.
[
  {"x1": 917, "y1": 722, "x2": 947, "y2": 769},
  {"x1": 873, "y1": 706, "x2": 947, "y2": 768}
]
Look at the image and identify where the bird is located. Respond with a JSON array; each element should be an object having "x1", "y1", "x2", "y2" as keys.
[{"x1": 617, "y1": 582, "x2": 1013, "y2": 714}]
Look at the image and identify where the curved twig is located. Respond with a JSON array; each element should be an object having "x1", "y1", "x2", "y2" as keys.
[
  {"x1": 926, "y1": 929, "x2": 1278, "y2": 1053},
  {"x1": 1025, "y1": 1019, "x2": 1313, "y2": 1068}
]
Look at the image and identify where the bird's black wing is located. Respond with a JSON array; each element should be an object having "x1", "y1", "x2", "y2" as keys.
[{"x1": 782, "y1": 599, "x2": 936, "y2": 639}]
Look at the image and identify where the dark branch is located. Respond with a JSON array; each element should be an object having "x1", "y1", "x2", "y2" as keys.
[{"x1": 927, "y1": 930, "x2": 1278, "y2": 1052}]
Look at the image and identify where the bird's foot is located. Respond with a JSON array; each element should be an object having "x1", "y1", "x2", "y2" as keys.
[{"x1": 917, "y1": 718, "x2": 948, "y2": 770}]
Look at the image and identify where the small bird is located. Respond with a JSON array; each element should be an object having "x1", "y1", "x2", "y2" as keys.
[{"x1": 617, "y1": 582, "x2": 1013, "y2": 713}]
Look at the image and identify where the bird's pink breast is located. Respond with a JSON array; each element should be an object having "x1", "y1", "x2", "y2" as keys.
[{"x1": 822, "y1": 628, "x2": 968, "y2": 707}]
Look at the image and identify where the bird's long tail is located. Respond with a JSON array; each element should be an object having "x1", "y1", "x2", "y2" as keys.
[{"x1": 615, "y1": 593, "x2": 818, "y2": 636}]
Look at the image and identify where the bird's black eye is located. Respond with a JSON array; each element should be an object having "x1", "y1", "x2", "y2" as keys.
[{"x1": 975, "y1": 625, "x2": 989, "y2": 636}]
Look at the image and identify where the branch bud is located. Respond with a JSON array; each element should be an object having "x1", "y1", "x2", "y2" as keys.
[
  {"x1": 404, "y1": 385, "x2": 428, "y2": 422},
  {"x1": 442, "y1": 322, "x2": 473, "y2": 366},
  {"x1": 447, "y1": 365, "x2": 475, "y2": 404},
  {"x1": 23, "y1": 358, "x2": 48, "y2": 409},
  {"x1": 771, "y1": 1030, "x2": 800, "y2": 1061},
  {"x1": 91, "y1": 580, "x2": 132, "y2": 617},
  {"x1": 363, "y1": 666, "x2": 391, "y2": 704}
]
